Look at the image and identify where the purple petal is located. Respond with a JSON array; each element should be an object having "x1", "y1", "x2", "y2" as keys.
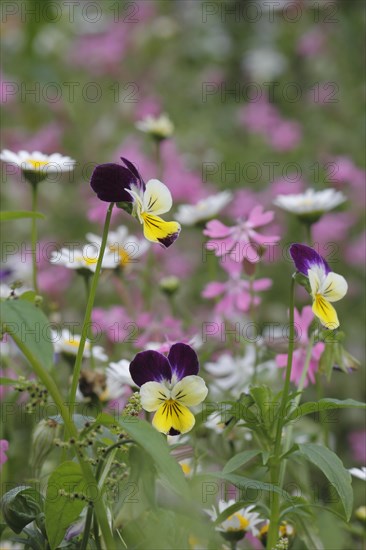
[
  {"x1": 158, "y1": 230, "x2": 181, "y2": 248},
  {"x1": 129, "y1": 350, "x2": 172, "y2": 386},
  {"x1": 90, "y1": 163, "x2": 138, "y2": 202},
  {"x1": 290, "y1": 243, "x2": 330, "y2": 276},
  {"x1": 120, "y1": 157, "x2": 145, "y2": 191},
  {"x1": 167, "y1": 343, "x2": 199, "y2": 381}
]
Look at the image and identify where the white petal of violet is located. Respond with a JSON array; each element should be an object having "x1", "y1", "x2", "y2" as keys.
[
  {"x1": 143, "y1": 179, "x2": 173, "y2": 215},
  {"x1": 321, "y1": 272, "x2": 348, "y2": 302},
  {"x1": 140, "y1": 381, "x2": 170, "y2": 411},
  {"x1": 171, "y1": 375, "x2": 208, "y2": 407},
  {"x1": 308, "y1": 267, "x2": 322, "y2": 297}
]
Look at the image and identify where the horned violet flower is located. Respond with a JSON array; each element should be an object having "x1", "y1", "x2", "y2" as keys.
[
  {"x1": 290, "y1": 243, "x2": 348, "y2": 329},
  {"x1": 129, "y1": 343, "x2": 208, "y2": 435},
  {"x1": 90, "y1": 157, "x2": 180, "y2": 248}
]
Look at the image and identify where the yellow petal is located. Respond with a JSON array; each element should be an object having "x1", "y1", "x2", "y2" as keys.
[
  {"x1": 141, "y1": 213, "x2": 181, "y2": 246},
  {"x1": 321, "y1": 272, "x2": 348, "y2": 302},
  {"x1": 143, "y1": 179, "x2": 172, "y2": 215},
  {"x1": 312, "y1": 295, "x2": 339, "y2": 329},
  {"x1": 152, "y1": 400, "x2": 195, "y2": 434},
  {"x1": 171, "y1": 375, "x2": 208, "y2": 407},
  {"x1": 140, "y1": 381, "x2": 170, "y2": 412}
]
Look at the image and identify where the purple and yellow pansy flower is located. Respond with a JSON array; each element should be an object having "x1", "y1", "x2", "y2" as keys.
[
  {"x1": 90, "y1": 157, "x2": 180, "y2": 248},
  {"x1": 129, "y1": 343, "x2": 208, "y2": 435},
  {"x1": 290, "y1": 243, "x2": 348, "y2": 329}
]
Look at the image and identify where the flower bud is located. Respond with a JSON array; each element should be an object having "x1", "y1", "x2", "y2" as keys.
[
  {"x1": 31, "y1": 419, "x2": 59, "y2": 472},
  {"x1": 159, "y1": 275, "x2": 180, "y2": 296}
]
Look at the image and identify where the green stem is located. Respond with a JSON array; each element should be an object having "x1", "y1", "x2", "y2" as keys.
[
  {"x1": 83, "y1": 274, "x2": 95, "y2": 370},
  {"x1": 69, "y1": 203, "x2": 114, "y2": 416},
  {"x1": 5, "y1": 328, "x2": 114, "y2": 549},
  {"x1": 31, "y1": 185, "x2": 39, "y2": 293},
  {"x1": 267, "y1": 275, "x2": 296, "y2": 549},
  {"x1": 303, "y1": 222, "x2": 313, "y2": 246},
  {"x1": 316, "y1": 373, "x2": 329, "y2": 446}
]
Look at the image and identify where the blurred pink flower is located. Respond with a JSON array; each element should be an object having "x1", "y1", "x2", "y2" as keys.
[
  {"x1": 268, "y1": 120, "x2": 302, "y2": 152},
  {"x1": 276, "y1": 306, "x2": 325, "y2": 387},
  {"x1": 327, "y1": 156, "x2": 366, "y2": 188},
  {"x1": 228, "y1": 189, "x2": 262, "y2": 219},
  {"x1": 92, "y1": 307, "x2": 130, "y2": 343},
  {"x1": 348, "y1": 430, "x2": 366, "y2": 463},
  {"x1": 297, "y1": 27, "x2": 326, "y2": 57},
  {"x1": 0, "y1": 368, "x2": 17, "y2": 400},
  {"x1": 135, "y1": 313, "x2": 185, "y2": 348},
  {"x1": 202, "y1": 259, "x2": 272, "y2": 316},
  {"x1": 0, "y1": 439, "x2": 9, "y2": 466},
  {"x1": 312, "y1": 212, "x2": 353, "y2": 245},
  {"x1": 87, "y1": 195, "x2": 121, "y2": 225},
  {"x1": 204, "y1": 205, "x2": 280, "y2": 263},
  {"x1": 345, "y1": 231, "x2": 366, "y2": 266},
  {"x1": 134, "y1": 96, "x2": 162, "y2": 120}
]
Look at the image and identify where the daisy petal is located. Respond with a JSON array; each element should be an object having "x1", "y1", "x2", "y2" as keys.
[
  {"x1": 290, "y1": 243, "x2": 330, "y2": 276},
  {"x1": 141, "y1": 213, "x2": 181, "y2": 248},
  {"x1": 152, "y1": 401, "x2": 196, "y2": 435},
  {"x1": 171, "y1": 375, "x2": 208, "y2": 406},
  {"x1": 168, "y1": 343, "x2": 199, "y2": 380},
  {"x1": 312, "y1": 295, "x2": 339, "y2": 329},
  {"x1": 143, "y1": 179, "x2": 173, "y2": 215},
  {"x1": 129, "y1": 350, "x2": 172, "y2": 386},
  {"x1": 322, "y1": 272, "x2": 348, "y2": 302},
  {"x1": 140, "y1": 381, "x2": 170, "y2": 411}
]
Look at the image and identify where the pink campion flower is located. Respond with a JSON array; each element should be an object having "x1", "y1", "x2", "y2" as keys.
[
  {"x1": 312, "y1": 212, "x2": 353, "y2": 245},
  {"x1": 297, "y1": 27, "x2": 326, "y2": 57},
  {"x1": 348, "y1": 430, "x2": 366, "y2": 463},
  {"x1": 276, "y1": 306, "x2": 325, "y2": 387},
  {"x1": 268, "y1": 120, "x2": 302, "y2": 152},
  {"x1": 345, "y1": 231, "x2": 366, "y2": 267},
  {"x1": 202, "y1": 258, "x2": 272, "y2": 316},
  {"x1": 92, "y1": 307, "x2": 130, "y2": 343},
  {"x1": 135, "y1": 313, "x2": 186, "y2": 349},
  {"x1": 0, "y1": 439, "x2": 9, "y2": 466},
  {"x1": 326, "y1": 156, "x2": 366, "y2": 189},
  {"x1": 204, "y1": 205, "x2": 280, "y2": 263}
]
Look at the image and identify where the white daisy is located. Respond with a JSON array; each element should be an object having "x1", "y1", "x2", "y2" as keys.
[
  {"x1": 349, "y1": 466, "x2": 366, "y2": 481},
  {"x1": 135, "y1": 113, "x2": 174, "y2": 139},
  {"x1": 50, "y1": 245, "x2": 119, "y2": 273},
  {"x1": 86, "y1": 225, "x2": 149, "y2": 268},
  {"x1": 175, "y1": 192, "x2": 232, "y2": 226},
  {"x1": 0, "y1": 149, "x2": 75, "y2": 172},
  {"x1": 104, "y1": 359, "x2": 136, "y2": 400},
  {"x1": 52, "y1": 329, "x2": 108, "y2": 362},
  {"x1": 274, "y1": 188, "x2": 346, "y2": 220},
  {"x1": 207, "y1": 500, "x2": 264, "y2": 537}
]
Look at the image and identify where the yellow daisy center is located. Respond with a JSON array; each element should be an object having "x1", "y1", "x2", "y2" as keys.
[
  {"x1": 26, "y1": 158, "x2": 49, "y2": 169},
  {"x1": 109, "y1": 245, "x2": 130, "y2": 266},
  {"x1": 76, "y1": 256, "x2": 98, "y2": 266},
  {"x1": 227, "y1": 513, "x2": 249, "y2": 531},
  {"x1": 180, "y1": 462, "x2": 192, "y2": 476}
]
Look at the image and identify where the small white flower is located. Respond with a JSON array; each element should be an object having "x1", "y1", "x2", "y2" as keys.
[
  {"x1": 0, "y1": 284, "x2": 12, "y2": 299},
  {"x1": 135, "y1": 113, "x2": 174, "y2": 139},
  {"x1": 53, "y1": 329, "x2": 107, "y2": 362},
  {"x1": 206, "y1": 500, "x2": 264, "y2": 536},
  {"x1": 50, "y1": 245, "x2": 119, "y2": 272},
  {"x1": 243, "y1": 48, "x2": 287, "y2": 81},
  {"x1": 0, "y1": 149, "x2": 75, "y2": 172},
  {"x1": 274, "y1": 188, "x2": 346, "y2": 217},
  {"x1": 349, "y1": 466, "x2": 366, "y2": 481},
  {"x1": 86, "y1": 225, "x2": 149, "y2": 268},
  {"x1": 104, "y1": 359, "x2": 136, "y2": 400},
  {"x1": 176, "y1": 192, "x2": 232, "y2": 226}
]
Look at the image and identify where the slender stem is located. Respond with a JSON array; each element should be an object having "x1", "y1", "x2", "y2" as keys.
[
  {"x1": 80, "y1": 504, "x2": 93, "y2": 550},
  {"x1": 83, "y1": 274, "x2": 95, "y2": 369},
  {"x1": 267, "y1": 275, "x2": 296, "y2": 549},
  {"x1": 316, "y1": 373, "x2": 329, "y2": 446},
  {"x1": 303, "y1": 222, "x2": 313, "y2": 246},
  {"x1": 69, "y1": 203, "x2": 114, "y2": 416},
  {"x1": 5, "y1": 328, "x2": 114, "y2": 549},
  {"x1": 31, "y1": 185, "x2": 39, "y2": 293}
]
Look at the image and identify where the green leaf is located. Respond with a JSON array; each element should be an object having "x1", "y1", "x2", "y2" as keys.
[
  {"x1": 0, "y1": 300, "x2": 54, "y2": 370},
  {"x1": 19, "y1": 291, "x2": 37, "y2": 302},
  {"x1": 0, "y1": 210, "x2": 45, "y2": 221},
  {"x1": 222, "y1": 450, "x2": 262, "y2": 474},
  {"x1": 296, "y1": 443, "x2": 353, "y2": 520},
  {"x1": 45, "y1": 462, "x2": 87, "y2": 549},
  {"x1": 119, "y1": 418, "x2": 189, "y2": 499},
  {"x1": 1, "y1": 486, "x2": 43, "y2": 533},
  {"x1": 0, "y1": 377, "x2": 17, "y2": 386},
  {"x1": 208, "y1": 472, "x2": 290, "y2": 499},
  {"x1": 287, "y1": 398, "x2": 366, "y2": 422}
]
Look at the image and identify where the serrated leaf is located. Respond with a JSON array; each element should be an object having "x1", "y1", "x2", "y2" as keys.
[
  {"x1": 0, "y1": 300, "x2": 54, "y2": 370},
  {"x1": 222, "y1": 450, "x2": 261, "y2": 474},
  {"x1": 287, "y1": 398, "x2": 366, "y2": 422},
  {"x1": 45, "y1": 462, "x2": 87, "y2": 549},
  {"x1": 296, "y1": 443, "x2": 353, "y2": 520},
  {"x1": 119, "y1": 418, "x2": 189, "y2": 499},
  {"x1": 0, "y1": 210, "x2": 45, "y2": 221}
]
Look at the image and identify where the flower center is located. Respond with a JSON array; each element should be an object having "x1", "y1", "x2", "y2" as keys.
[
  {"x1": 26, "y1": 158, "x2": 49, "y2": 169},
  {"x1": 109, "y1": 245, "x2": 130, "y2": 266},
  {"x1": 76, "y1": 256, "x2": 98, "y2": 266},
  {"x1": 227, "y1": 513, "x2": 249, "y2": 531}
]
